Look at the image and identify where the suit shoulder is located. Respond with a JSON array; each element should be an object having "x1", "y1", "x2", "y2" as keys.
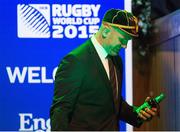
[{"x1": 68, "y1": 39, "x2": 92, "y2": 59}]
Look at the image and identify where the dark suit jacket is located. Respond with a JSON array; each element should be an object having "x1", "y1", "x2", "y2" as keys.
[{"x1": 50, "y1": 39, "x2": 142, "y2": 131}]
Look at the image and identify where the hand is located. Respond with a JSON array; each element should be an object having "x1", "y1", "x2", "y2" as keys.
[{"x1": 137, "y1": 97, "x2": 158, "y2": 121}]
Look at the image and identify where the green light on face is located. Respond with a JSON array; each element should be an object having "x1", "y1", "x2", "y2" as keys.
[
  {"x1": 112, "y1": 26, "x2": 132, "y2": 39},
  {"x1": 119, "y1": 37, "x2": 128, "y2": 46}
]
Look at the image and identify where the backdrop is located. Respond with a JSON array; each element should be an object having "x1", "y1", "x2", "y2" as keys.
[{"x1": 0, "y1": 0, "x2": 133, "y2": 131}]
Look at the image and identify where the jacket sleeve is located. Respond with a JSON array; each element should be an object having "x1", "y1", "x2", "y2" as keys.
[
  {"x1": 50, "y1": 54, "x2": 84, "y2": 130},
  {"x1": 116, "y1": 56, "x2": 143, "y2": 127},
  {"x1": 119, "y1": 97, "x2": 143, "y2": 128}
]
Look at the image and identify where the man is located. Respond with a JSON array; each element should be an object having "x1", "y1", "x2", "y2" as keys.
[{"x1": 50, "y1": 9, "x2": 157, "y2": 131}]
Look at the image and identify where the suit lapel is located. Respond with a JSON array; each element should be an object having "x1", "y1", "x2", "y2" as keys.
[
  {"x1": 86, "y1": 39, "x2": 123, "y2": 114},
  {"x1": 87, "y1": 40, "x2": 114, "y2": 102}
]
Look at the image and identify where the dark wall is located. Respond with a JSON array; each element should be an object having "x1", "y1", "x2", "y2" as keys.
[
  {"x1": 151, "y1": 0, "x2": 180, "y2": 19},
  {"x1": 133, "y1": 9, "x2": 180, "y2": 130}
]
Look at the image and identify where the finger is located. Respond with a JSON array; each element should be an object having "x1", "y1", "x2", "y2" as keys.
[
  {"x1": 151, "y1": 107, "x2": 158, "y2": 112},
  {"x1": 140, "y1": 110, "x2": 151, "y2": 118},
  {"x1": 145, "y1": 108, "x2": 156, "y2": 116},
  {"x1": 138, "y1": 113, "x2": 147, "y2": 121},
  {"x1": 145, "y1": 97, "x2": 151, "y2": 102}
]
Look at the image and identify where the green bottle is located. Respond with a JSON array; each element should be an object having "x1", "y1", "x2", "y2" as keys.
[{"x1": 136, "y1": 93, "x2": 166, "y2": 114}]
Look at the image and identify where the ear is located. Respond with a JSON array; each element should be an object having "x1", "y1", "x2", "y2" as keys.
[{"x1": 102, "y1": 27, "x2": 111, "y2": 38}]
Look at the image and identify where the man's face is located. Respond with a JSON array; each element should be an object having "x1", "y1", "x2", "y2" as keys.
[{"x1": 102, "y1": 26, "x2": 132, "y2": 56}]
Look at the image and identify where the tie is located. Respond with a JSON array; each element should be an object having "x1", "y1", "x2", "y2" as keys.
[{"x1": 107, "y1": 55, "x2": 118, "y2": 99}]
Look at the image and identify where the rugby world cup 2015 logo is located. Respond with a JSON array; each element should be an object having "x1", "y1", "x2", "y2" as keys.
[{"x1": 17, "y1": 4, "x2": 50, "y2": 38}]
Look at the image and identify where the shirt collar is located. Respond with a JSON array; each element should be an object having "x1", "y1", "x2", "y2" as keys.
[{"x1": 91, "y1": 35, "x2": 108, "y2": 59}]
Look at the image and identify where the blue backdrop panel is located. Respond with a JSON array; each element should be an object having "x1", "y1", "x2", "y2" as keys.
[{"x1": 0, "y1": 0, "x2": 127, "y2": 131}]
